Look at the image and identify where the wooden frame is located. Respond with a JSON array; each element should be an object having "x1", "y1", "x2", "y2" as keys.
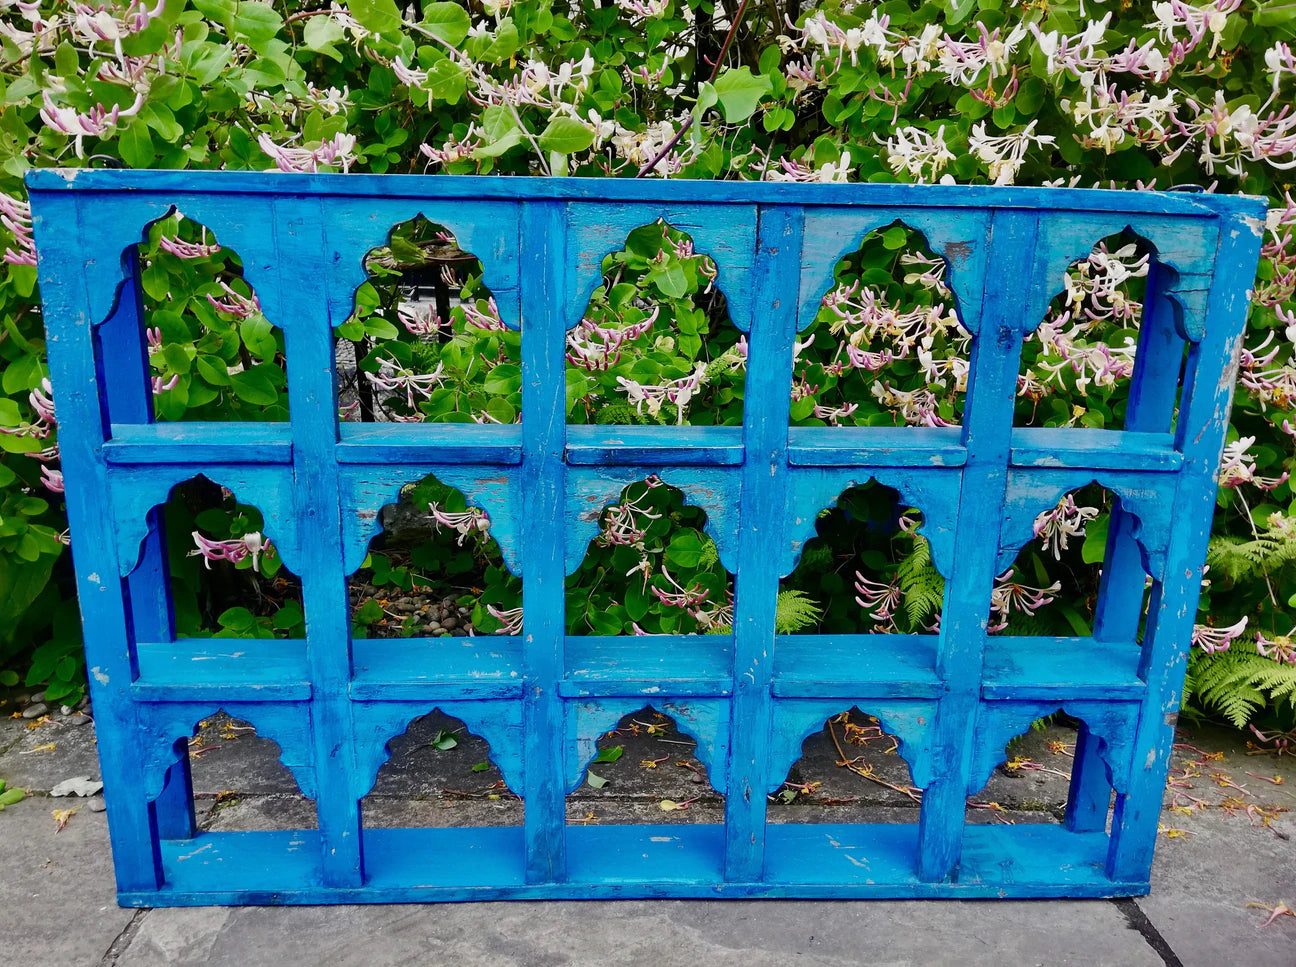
[{"x1": 26, "y1": 170, "x2": 1266, "y2": 904}]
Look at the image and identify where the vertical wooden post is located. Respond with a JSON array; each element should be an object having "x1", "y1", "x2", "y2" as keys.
[
  {"x1": 30, "y1": 188, "x2": 165, "y2": 891},
  {"x1": 724, "y1": 204, "x2": 801, "y2": 883},
  {"x1": 281, "y1": 195, "x2": 364, "y2": 887},
  {"x1": 519, "y1": 199, "x2": 568, "y2": 883},
  {"x1": 1106, "y1": 213, "x2": 1264, "y2": 882},
  {"x1": 919, "y1": 210, "x2": 1039, "y2": 881}
]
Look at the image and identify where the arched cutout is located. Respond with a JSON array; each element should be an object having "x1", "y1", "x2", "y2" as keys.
[
  {"x1": 132, "y1": 211, "x2": 289, "y2": 422},
  {"x1": 565, "y1": 476, "x2": 734, "y2": 635},
  {"x1": 991, "y1": 483, "x2": 1153, "y2": 640},
  {"x1": 144, "y1": 709, "x2": 318, "y2": 838},
  {"x1": 1016, "y1": 231, "x2": 1186, "y2": 433},
  {"x1": 780, "y1": 481, "x2": 944, "y2": 635},
  {"x1": 360, "y1": 710, "x2": 523, "y2": 829},
  {"x1": 158, "y1": 477, "x2": 304, "y2": 640},
  {"x1": 565, "y1": 221, "x2": 745, "y2": 427},
  {"x1": 336, "y1": 215, "x2": 520, "y2": 425},
  {"x1": 965, "y1": 712, "x2": 1121, "y2": 840},
  {"x1": 346, "y1": 472, "x2": 519, "y2": 639},
  {"x1": 565, "y1": 705, "x2": 725, "y2": 825},
  {"x1": 793, "y1": 222, "x2": 971, "y2": 428},
  {"x1": 767, "y1": 708, "x2": 921, "y2": 824}
]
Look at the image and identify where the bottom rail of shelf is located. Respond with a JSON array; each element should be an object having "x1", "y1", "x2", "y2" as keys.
[{"x1": 119, "y1": 824, "x2": 1147, "y2": 905}]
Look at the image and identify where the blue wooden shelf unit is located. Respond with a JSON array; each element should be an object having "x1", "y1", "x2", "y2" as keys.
[{"x1": 27, "y1": 171, "x2": 1266, "y2": 905}]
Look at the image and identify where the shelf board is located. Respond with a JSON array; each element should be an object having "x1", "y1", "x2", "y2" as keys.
[
  {"x1": 132, "y1": 639, "x2": 310, "y2": 701},
  {"x1": 106, "y1": 423, "x2": 293, "y2": 465},
  {"x1": 350, "y1": 636, "x2": 525, "y2": 700},
  {"x1": 788, "y1": 427, "x2": 966, "y2": 468},
  {"x1": 565, "y1": 425, "x2": 744, "y2": 466},
  {"x1": 981, "y1": 636, "x2": 1145, "y2": 700},
  {"x1": 772, "y1": 635, "x2": 944, "y2": 699},
  {"x1": 560, "y1": 635, "x2": 733, "y2": 697},
  {"x1": 1009, "y1": 428, "x2": 1182, "y2": 472},
  {"x1": 336, "y1": 423, "x2": 522, "y2": 465}
]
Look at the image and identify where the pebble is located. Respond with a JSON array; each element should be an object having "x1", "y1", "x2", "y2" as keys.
[
  {"x1": 64, "y1": 713, "x2": 92, "y2": 726},
  {"x1": 30, "y1": 691, "x2": 45, "y2": 704},
  {"x1": 427, "y1": 620, "x2": 442, "y2": 632},
  {"x1": 88, "y1": 798, "x2": 107, "y2": 813},
  {"x1": 21, "y1": 702, "x2": 48, "y2": 720},
  {"x1": 442, "y1": 616, "x2": 458, "y2": 631}
]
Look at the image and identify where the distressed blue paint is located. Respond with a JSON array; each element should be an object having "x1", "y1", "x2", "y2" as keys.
[{"x1": 26, "y1": 171, "x2": 1265, "y2": 904}]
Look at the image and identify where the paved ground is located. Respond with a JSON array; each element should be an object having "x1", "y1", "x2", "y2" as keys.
[{"x1": 1, "y1": 700, "x2": 1292, "y2": 967}]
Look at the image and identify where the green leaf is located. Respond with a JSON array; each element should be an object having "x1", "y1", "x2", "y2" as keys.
[
  {"x1": 0, "y1": 787, "x2": 23, "y2": 807},
  {"x1": 302, "y1": 15, "x2": 347, "y2": 59},
  {"x1": 118, "y1": 120, "x2": 155, "y2": 168},
  {"x1": 217, "y1": 606, "x2": 257, "y2": 632},
  {"x1": 229, "y1": 367, "x2": 277, "y2": 406},
  {"x1": 650, "y1": 264, "x2": 688, "y2": 299},
  {"x1": 471, "y1": 760, "x2": 490, "y2": 772},
  {"x1": 594, "y1": 745, "x2": 624, "y2": 763},
  {"x1": 585, "y1": 771, "x2": 608, "y2": 789},
  {"x1": 948, "y1": 0, "x2": 979, "y2": 27},
  {"x1": 1081, "y1": 513, "x2": 1111, "y2": 565},
  {"x1": 420, "y1": 1, "x2": 471, "y2": 44},
  {"x1": 0, "y1": 670, "x2": 17, "y2": 686},
  {"x1": 431, "y1": 727, "x2": 459, "y2": 751},
  {"x1": 231, "y1": 1, "x2": 283, "y2": 43},
  {"x1": 348, "y1": 0, "x2": 404, "y2": 36},
  {"x1": 665, "y1": 530, "x2": 704, "y2": 568},
  {"x1": 241, "y1": 315, "x2": 278, "y2": 361},
  {"x1": 712, "y1": 67, "x2": 773, "y2": 122},
  {"x1": 538, "y1": 117, "x2": 595, "y2": 155}
]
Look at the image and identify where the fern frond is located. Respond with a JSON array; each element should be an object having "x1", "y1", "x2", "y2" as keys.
[{"x1": 775, "y1": 589, "x2": 823, "y2": 634}]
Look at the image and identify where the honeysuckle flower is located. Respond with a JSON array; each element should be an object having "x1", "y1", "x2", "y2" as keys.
[
  {"x1": 29, "y1": 378, "x2": 55, "y2": 425},
  {"x1": 487, "y1": 605, "x2": 524, "y2": 635},
  {"x1": 1256, "y1": 631, "x2": 1296, "y2": 665},
  {"x1": 205, "y1": 281, "x2": 260, "y2": 319},
  {"x1": 616, "y1": 362, "x2": 708, "y2": 424},
  {"x1": 991, "y1": 569, "x2": 1061, "y2": 621},
  {"x1": 880, "y1": 125, "x2": 955, "y2": 182},
  {"x1": 566, "y1": 308, "x2": 658, "y2": 370},
  {"x1": 190, "y1": 531, "x2": 269, "y2": 572},
  {"x1": 968, "y1": 120, "x2": 1056, "y2": 185},
  {"x1": 71, "y1": 0, "x2": 164, "y2": 49},
  {"x1": 766, "y1": 151, "x2": 854, "y2": 183},
  {"x1": 0, "y1": 193, "x2": 36, "y2": 266},
  {"x1": 40, "y1": 91, "x2": 144, "y2": 156},
  {"x1": 855, "y1": 573, "x2": 901, "y2": 621},
  {"x1": 427, "y1": 502, "x2": 491, "y2": 545},
  {"x1": 1219, "y1": 436, "x2": 1291, "y2": 490},
  {"x1": 397, "y1": 302, "x2": 445, "y2": 338},
  {"x1": 257, "y1": 132, "x2": 357, "y2": 173},
  {"x1": 812, "y1": 401, "x2": 859, "y2": 425},
  {"x1": 152, "y1": 374, "x2": 179, "y2": 395},
  {"x1": 461, "y1": 296, "x2": 507, "y2": 331},
  {"x1": 1033, "y1": 494, "x2": 1100, "y2": 559},
  {"x1": 651, "y1": 565, "x2": 710, "y2": 609},
  {"x1": 158, "y1": 231, "x2": 221, "y2": 259},
  {"x1": 1192, "y1": 616, "x2": 1248, "y2": 654},
  {"x1": 39, "y1": 465, "x2": 64, "y2": 494},
  {"x1": 366, "y1": 355, "x2": 445, "y2": 411},
  {"x1": 596, "y1": 489, "x2": 662, "y2": 547}
]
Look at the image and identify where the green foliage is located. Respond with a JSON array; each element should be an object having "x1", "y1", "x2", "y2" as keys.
[
  {"x1": 1, "y1": 0, "x2": 1295, "y2": 729},
  {"x1": 1186, "y1": 639, "x2": 1296, "y2": 728}
]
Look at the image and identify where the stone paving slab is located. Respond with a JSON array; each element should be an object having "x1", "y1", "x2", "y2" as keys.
[
  {"x1": 0, "y1": 796, "x2": 137, "y2": 966},
  {"x1": 116, "y1": 897, "x2": 1165, "y2": 967}
]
